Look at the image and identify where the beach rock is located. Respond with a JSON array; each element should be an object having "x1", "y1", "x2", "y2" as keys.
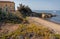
[
  {"x1": 30, "y1": 12, "x2": 57, "y2": 18},
  {"x1": 39, "y1": 13, "x2": 57, "y2": 18}
]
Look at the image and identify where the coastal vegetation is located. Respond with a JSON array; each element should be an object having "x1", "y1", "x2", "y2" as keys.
[
  {"x1": 0, "y1": 4, "x2": 60, "y2": 39},
  {"x1": 0, "y1": 8, "x2": 23, "y2": 24},
  {"x1": 0, "y1": 23, "x2": 60, "y2": 39},
  {"x1": 18, "y1": 4, "x2": 32, "y2": 18}
]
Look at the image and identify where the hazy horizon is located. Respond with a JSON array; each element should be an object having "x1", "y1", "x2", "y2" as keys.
[{"x1": 0, "y1": 0, "x2": 60, "y2": 10}]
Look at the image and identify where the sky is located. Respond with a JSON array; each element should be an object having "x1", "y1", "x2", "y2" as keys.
[{"x1": 0, "y1": 0, "x2": 60, "y2": 10}]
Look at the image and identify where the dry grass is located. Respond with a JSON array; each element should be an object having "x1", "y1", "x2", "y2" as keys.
[{"x1": 0, "y1": 23, "x2": 58, "y2": 39}]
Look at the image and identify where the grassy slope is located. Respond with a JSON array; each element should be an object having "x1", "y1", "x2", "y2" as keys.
[
  {"x1": 0, "y1": 10, "x2": 60, "y2": 39},
  {"x1": 0, "y1": 23, "x2": 60, "y2": 39}
]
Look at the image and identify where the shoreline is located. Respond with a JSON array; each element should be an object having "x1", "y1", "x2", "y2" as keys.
[
  {"x1": 28, "y1": 17, "x2": 60, "y2": 34},
  {"x1": 44, "y1": 18, "x2": 60, "y2": 25}
]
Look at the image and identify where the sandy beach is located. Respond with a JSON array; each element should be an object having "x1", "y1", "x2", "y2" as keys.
[{"x1": 28, "y1": 17, "x2": 60, "y2": 34}]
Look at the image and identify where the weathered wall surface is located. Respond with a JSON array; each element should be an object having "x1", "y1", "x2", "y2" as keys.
[{"x1": 0, "y1": 1, "x2": 15, "y2": 12}]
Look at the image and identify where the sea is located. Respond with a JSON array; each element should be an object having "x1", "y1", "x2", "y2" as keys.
[{"x1": 33, "y1": 10, "x2": 60, "y2": 24}]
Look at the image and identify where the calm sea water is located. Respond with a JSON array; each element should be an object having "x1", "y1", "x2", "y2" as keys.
[{"x1": 33, "y1": 10, "x2": 60, "y2": 24}]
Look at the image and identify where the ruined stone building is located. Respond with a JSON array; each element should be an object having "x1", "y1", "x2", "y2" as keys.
[{"x1": 0, "y1": 1, "x2": 15, "y2": 13}]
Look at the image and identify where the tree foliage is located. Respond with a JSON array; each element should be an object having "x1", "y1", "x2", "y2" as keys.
[{"x1": 18, "y1": 4, "x2": 32, "y2": 18}]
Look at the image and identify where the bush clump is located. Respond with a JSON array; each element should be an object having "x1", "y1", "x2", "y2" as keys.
[
  {"x1": 0, "y1": 9, "x2": 23, "y2": 24},
  {"x1": 0, "y1": 23, "x2": 59, "y2": 39}
]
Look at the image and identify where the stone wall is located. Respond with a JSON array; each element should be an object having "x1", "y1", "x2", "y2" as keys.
[{"x1": 0, "y1": 1, "x2": 15, "y2": 13}]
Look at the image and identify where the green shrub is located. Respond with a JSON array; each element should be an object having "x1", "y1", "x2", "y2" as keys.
[
  {"x1": 0, "y1": 11, "x2": 23, "y2": 23},
  {"x1": 0, "y1": 23, "x2": 55, "y2": 39},
  {"x1": 54, "y1": 34, "x2": 60, "y2": 39}
]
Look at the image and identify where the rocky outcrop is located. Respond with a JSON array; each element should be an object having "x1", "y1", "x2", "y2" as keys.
[
  {"x1": 30, "y1": 12, "x2": 57, "y2": 18},
  {"x1": 17, "y1": 4, "x2": 56, "y2": 18},
  {"x1": 40, "y1": 13, "x2": 57, "y2": 18}
]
